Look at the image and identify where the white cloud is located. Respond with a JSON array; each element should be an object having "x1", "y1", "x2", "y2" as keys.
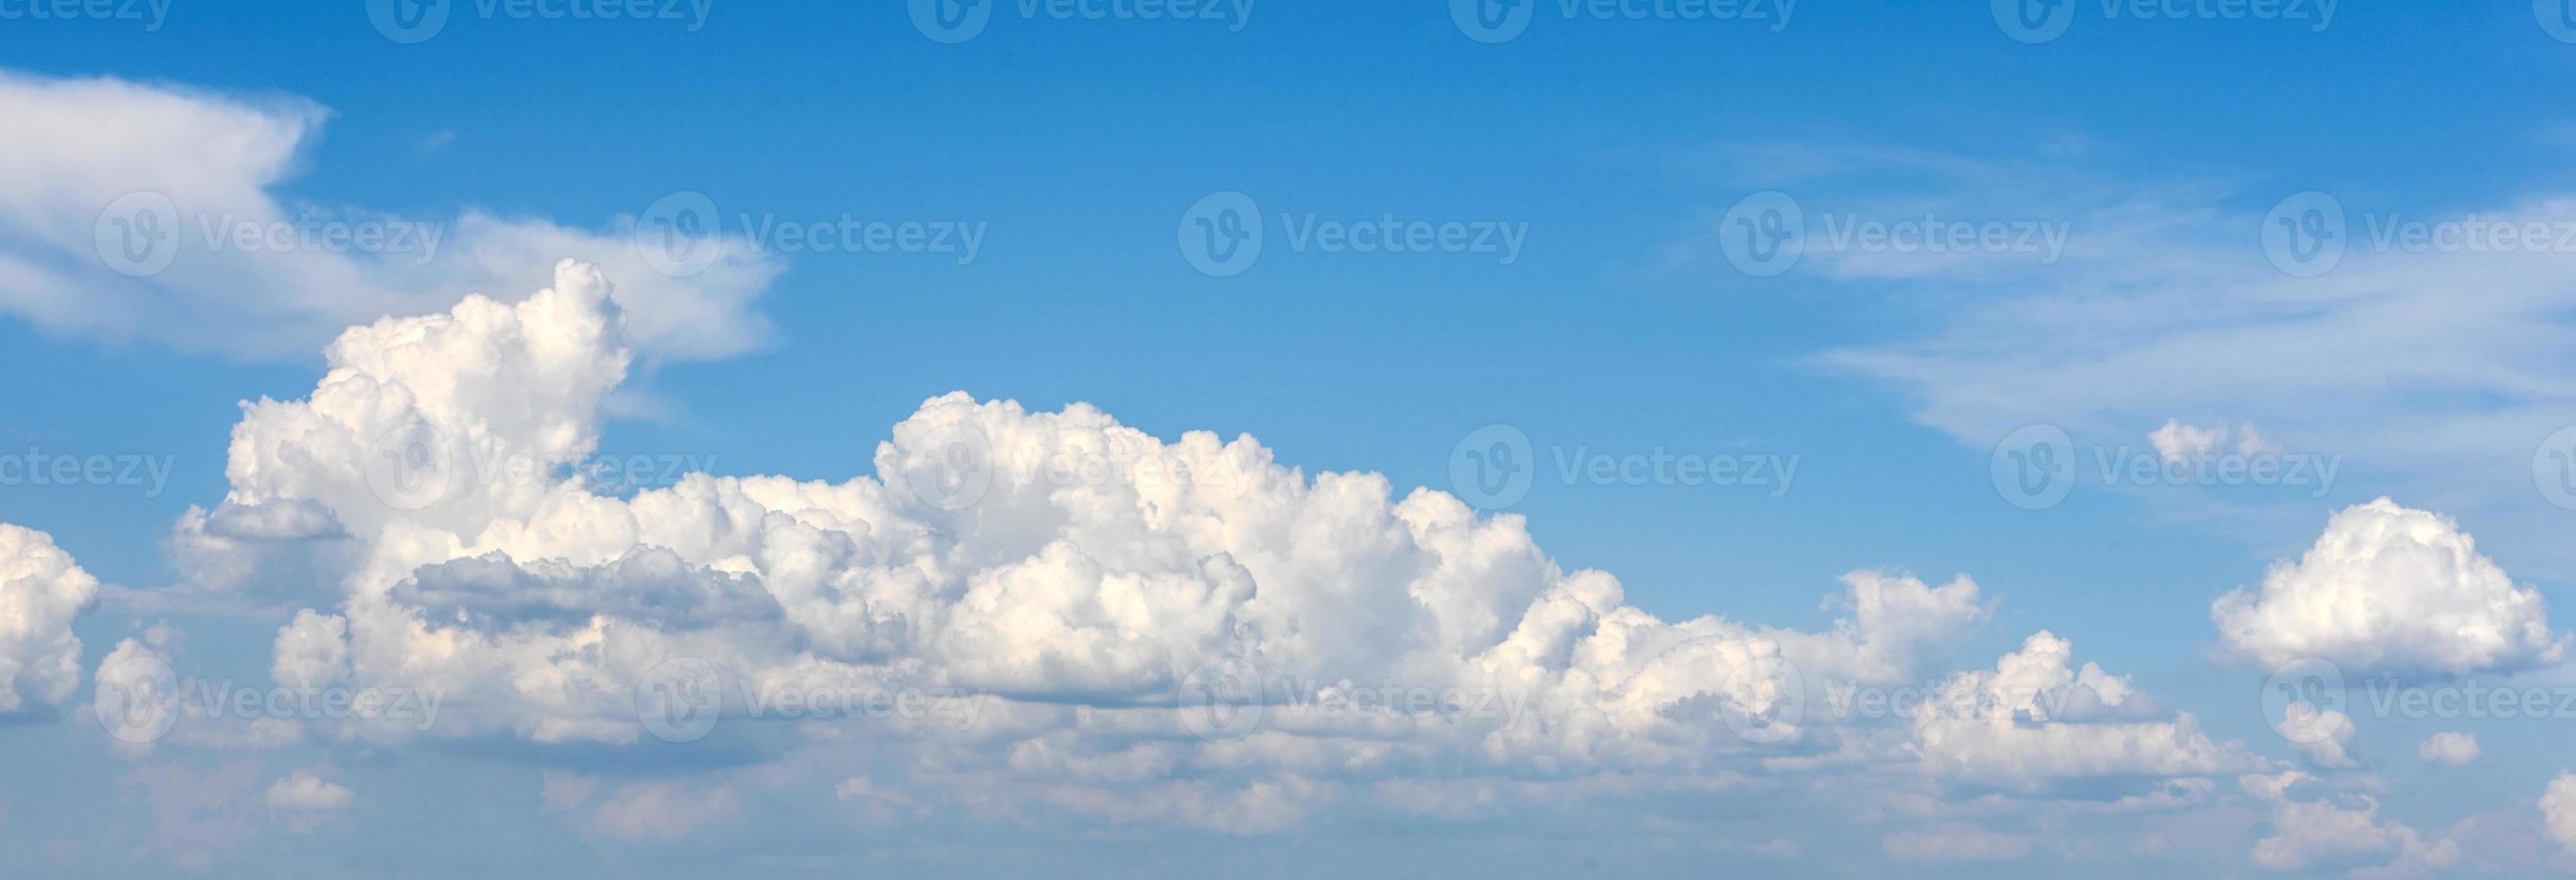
[
  {"x1": 583, "y1": 781, "x2": 738, "y2": 843},
  {"x1": 2242, "y1": 770, "x2": 2459, "y2": 875},
  {"x1": 2211, "y1": 497, "x2": 2564, "y2": 678},
  {"x1": 0, "y1": 71, "x2": 779, "y2": 363},
  {"x1": 2150, "y1": 419, "x2": 2230, "y2": 464},
  {"x1": 2416, "y1": 732, "x2": 2478, "y2": 767},
  {"x1": 1909, "y1": 630, "x2": 2253, "y2": 788},
  {"x1": 2544, "y1": 772, "x2": 2576, "y2": 857},
  {"x1": 2280, "y1": 706, "x2": 2359, "y2": 770},
  {"x1": 0, "y1": 523, "x2": 99, "y2": 714},
  {"x1": 263, "y1": 766, "x2": 354, "y2": 833},
  {"x1": 176, "y1": 260, "x2": 2057, "y2": 817}
]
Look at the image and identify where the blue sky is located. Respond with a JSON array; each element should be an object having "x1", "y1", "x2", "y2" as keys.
[{"x1": 1, "y1": 1, "x2": 2574, "y2": 876}]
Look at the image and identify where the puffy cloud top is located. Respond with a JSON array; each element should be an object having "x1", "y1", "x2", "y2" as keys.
[
  {"x1": 0, "y1": 523, "x2": 101, "y2": 713},
  {"x1": 2211, "y1": 497, "x2": 2563, "y2": 679}
]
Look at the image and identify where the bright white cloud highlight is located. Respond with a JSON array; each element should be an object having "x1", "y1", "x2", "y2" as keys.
[
  {"x1": 2416, "y1": 732, "x2": 2478, "y2": 767},
  {"x1": 0, "y1": 524, "x2": 99, "y2": 714},
  {"x1": 2211, "y1": 497, "x2": 2564, "y2": 678}
]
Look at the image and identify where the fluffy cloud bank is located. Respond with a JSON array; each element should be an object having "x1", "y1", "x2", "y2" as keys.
[
  {"x1": 93, "y1": 257, "x2": 2294, "y2": 838},
  {"x1": 0, "y1": 523, "x2": 100, "y2": 714},
  {"x1": 0, "y1": 71, "x2": 778, "y2": 361},
  {"x1": 2211, "y1": 497, "x2": 2564, "y2": 679}
]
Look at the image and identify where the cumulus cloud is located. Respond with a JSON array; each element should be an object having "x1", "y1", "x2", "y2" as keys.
[
  {"x1": 2241, "y1": 771, "x2": 2459, "y2": 875},
  {"x1": 1909, "y1": 630, "x2": 2253, "y2": 789},
  {"x1": 0, "y1": 70, "x2": 779, "y2": 362},
  {"x1": 2416, "y1": 732, "x2": 2478, "y2": 767},
  {"x1": 2211, "y1": 498, "x2": 2564, "y2": 679},
  {"x1": 263, "y1": 766, "x2": 354, "y2": 833},
  {"x1": 2545, "y1": 772, "x2": 2576, "y2": 857},
  {"x1": 0, "y1": 523, "x2": 100, "y2": 714},
  {"x1": 163, "y1": 259, "x2": 2088, "y2": 822}
]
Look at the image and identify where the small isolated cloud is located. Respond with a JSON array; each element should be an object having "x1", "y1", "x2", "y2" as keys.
[
  {"x1": 263, "y1": 766, "x2": 354, "y2": 833},
  {"x1": 2150, "y1": 419, "x2": 2230, "y2": 464},
  {"x1": 2212, "y1": 498, "x2": 2565, "y2": 679},
  {"x1": 2417, "y1": 732, "x2": 2479, "y2": 767},
  {"x1": 584, "y1": 781, "x2": 739, "y2": 843}
]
